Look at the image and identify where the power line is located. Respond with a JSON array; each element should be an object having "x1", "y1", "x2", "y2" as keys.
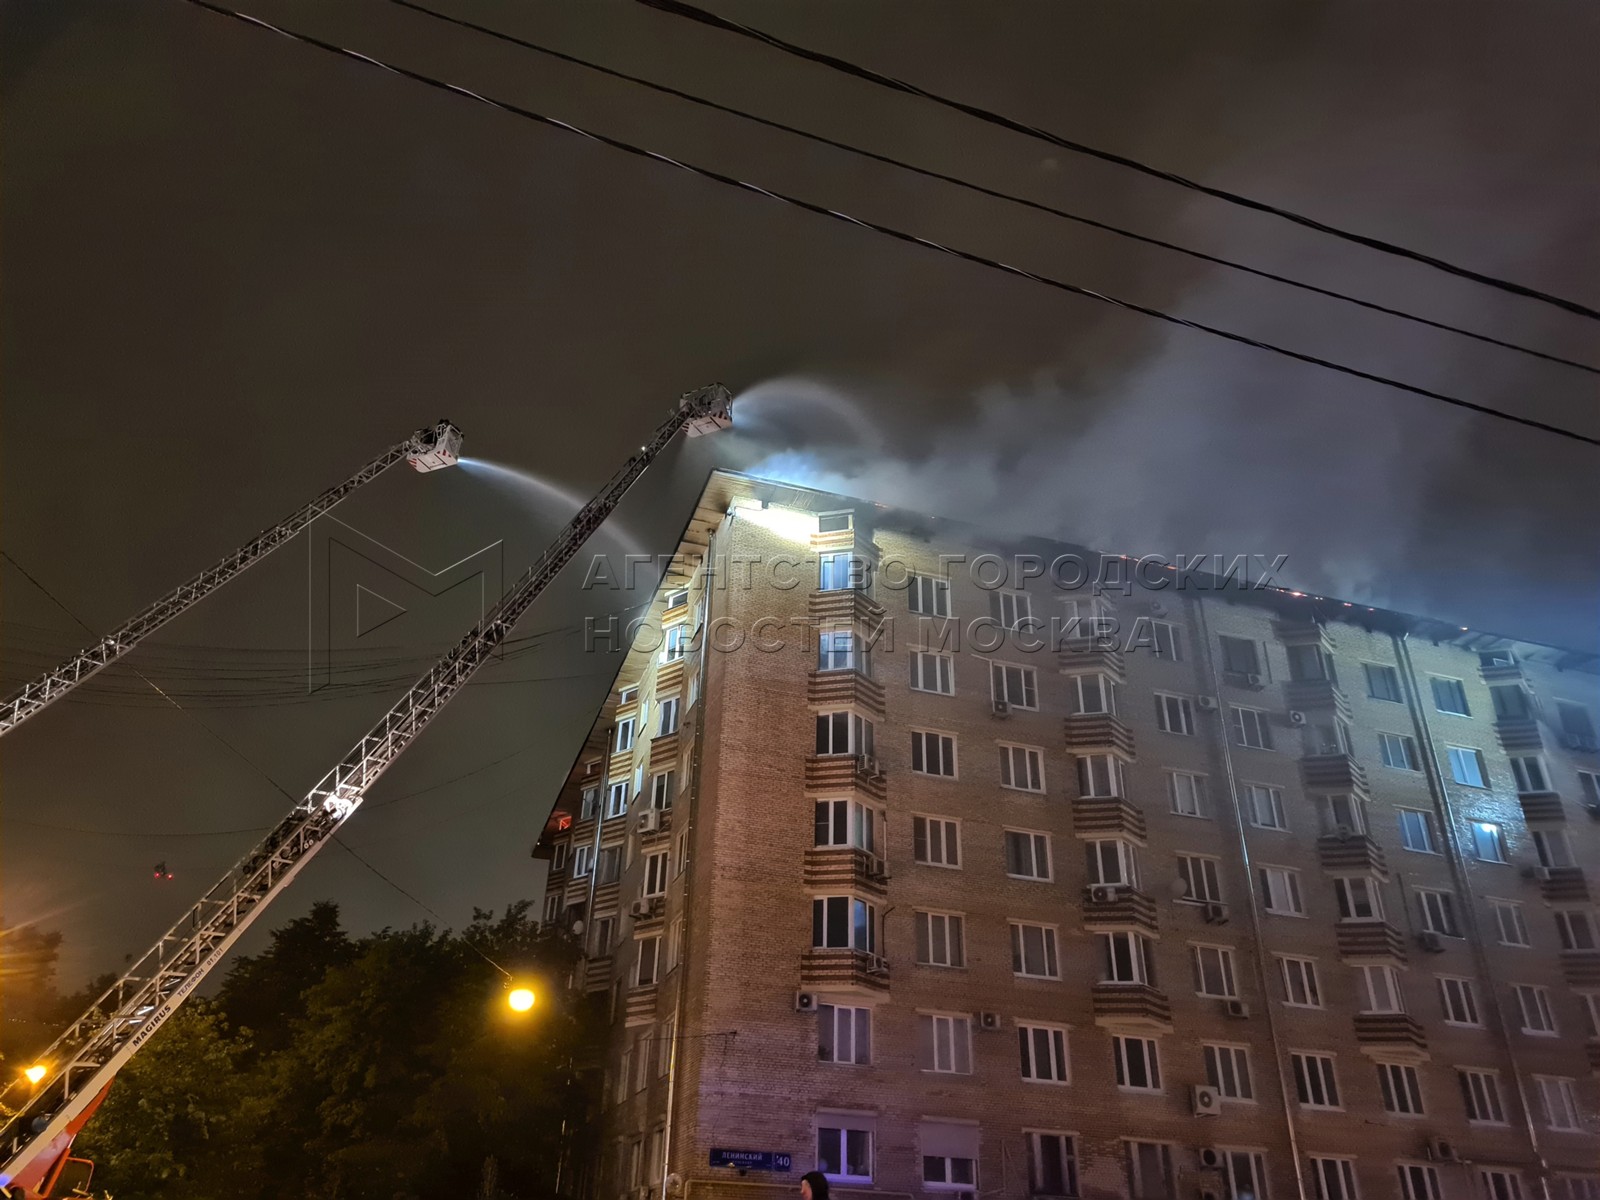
[
  {"x1": 177, "y1": 1, "x2": 1600, "y2": 449},
  {"x1": 633, "y1": 0, "x2": 1600, "y2": 324},
  {"x1": 389, "y1": 0, "x2": 1598, "y2": 377}
]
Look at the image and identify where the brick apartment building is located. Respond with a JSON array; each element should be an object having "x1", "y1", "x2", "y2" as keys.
[{"x1": 534, "y1": 470, "x2": 1600, "y2": 1200}]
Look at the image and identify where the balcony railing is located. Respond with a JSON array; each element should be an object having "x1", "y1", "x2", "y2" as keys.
[
  {"x1": 1057, "y1": 641, "x2": 1126, "y2": 681},
  {"x1": 1353, "y1": 1013, "x2": 1427, "y2": 1055},
  {"x1": 803, "y1": 847, "x2": 889, "y2": 898},
  {"x1": 1318, "y1": 832, "x2": 1388, "y2": 876},
  {"x1": 800, "y1": 948, "x2": 889, "y2": 993},
  {"x1": 1335, "y1": 922, "x2": 1408, "y2": 963},
  {"x1": 1495, "y1": 718, "x2": 1544, "y2": 752},
  {"x1": 1301, "y1": 754, "x2": 1368, "y2": 793},
  {"x1": 625, "y1": 984, "x2": 659, "y2": 1026},
  {"x1": 1070, "y1": 796, "x2": 1147, "y2": 841},
  {"x1": 1090, "y1": 982, "x2": 1172, "y2": 1032},
  {"x1": 1519, "y1": 793, "x2": 1565, "y2": 824},
  {"x1": 1560, "y1": 950, "x2": 1600, "y2": 989},
  {"x1": 1080, "y1": 886, "x2": 1159, "y2": 934},
  {"x1": 803, "y1": 755, "x2": 887, "y2": 800},
  {"x1": 807, "y1": 669, "x2": 885, "y2": 713},
  {"x1": 1063, "y1": 714, "x2": 1136, "y2": 757}
]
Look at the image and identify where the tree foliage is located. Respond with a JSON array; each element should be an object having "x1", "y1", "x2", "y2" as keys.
[{"x1": 71, "y1": 902, "x2": 598, "y2": 1200}]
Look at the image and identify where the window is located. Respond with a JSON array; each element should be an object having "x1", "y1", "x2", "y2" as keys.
[
  {"x1": 1580, "y1": 771, "x2": 1600, "y2": 806},
  {"x1": 596, "y1": 846, "x2": 622, "y2": 886},
  {"x1": 1469, "y1": 821, "x2": 1508, "y2": 862},
  {"x1": 642, "y1": 851, "x2": 669, "y2": 897},
  {"x1": 1398, "y1": 809, "x2": 1437, "y2": 853},
  {"x1": 657, "y1": 696, "x2": 680, "y2": 736},
  {"x1": 817, "y1": 510, "x2": 853, "y2": 534},
  {"x1": 816, "y1": 1118, "x2": 872, "y2": 1183},
  {"x1": 1000, "y1": 744, "x2": 1046, "y2": 792},
  {"x1": 915, "y1": 910, "x2": 966, "y2": 968},
  {"x1": 1334, "y1": 876, "x2": 1383, "y2": 922},
  {"x1": 812, "y1": 896, "x2": 877, "y2": 953},
  {"x1": 908, "y1": 573, "x2": 950, "y2": 617},
  {"x1": 580, "y1": 784, "x2": 599, "y2": 820},
  {"x1": 1279, "y1": 956, "x2": 1322, "y2": 1008},
  {"x1": 910, "y1": 650, "x2": 955, "y2": 695},
  {"x1": 1113, "y1": 1035, "x2": 1161, "y2": 1090},
  {"x1": 572, "y1": 844, "x2": 593, "y2": 878},
  {"x1": 916, "y1": 1013, "x2": 972, "y2": 1073},
  {"x1": 1378, "y1": 1061, "x2": 1424, "y2": 1114},
  {"x1": 818, "y1": 1005, "x2": 871, "y2": 1065},
  {"x1": 1365, "y1": 662, "x2": 1402, "y2": 701},
  {"x1": 1292, "y1": 1051, "x2": 1341, "y2": 1108},
  {"x1": 1085, "y1": 838, "x2": 1140, "y2": 887},
  {"x1": 1178, "y1": 854, "x2": 1222, "y2": 904},
  {"x1": 1559, "y1": 700, "x2": 1598, "y2": 741},
  {"x1": 1380, "y1": 732, "x2": 1421, "y2": 770},
  {"x1": 1004, "y1": 829, "x2": 1052, "y2": 880},
  {"x1": 1431, "y1": 677, "x2": 1471, "y2": 715},
  {"x1": 992, "y1": 661, "x2": 1040, "y2": 710},
  {"x1": 636, "y1": 935, "x2": 661, "y2": 986},
  {"x1": 1538, "y1": 1077, "x2": 1583, "y2": 1131},
  {"x1": 1011, "y1": 922, "x2": 1061, "y2": 979},
  {"x1": 1516, "y1": 984, "x2": 1557, "y2": 1035},
  {"x1": 1017, "y1": 1024, "x2": 1070, "y2": 1084},
  {"x1": 1219, "y1": 1150, "x2": 1268, "y2": 1200},
  {"x1": 551, "y1": 841, "x2": 569, "y2": 872},
  {"x1": 1481, "y1": 1171, "x2": 1526, "y2": 1200},
  {"x1": 1076, "y1": 753, "x2": 1125, "y2": 798},
  {"x1": 818, "y1": 552, "x2": 863, "y2": 592},
  {"x1": 662, "y1": 587, "x2": 689, "y2": 611},
  {"x1": 1258, "y1": 866, "x2": 1305, "y2": 916},
  {"x1": 1417, "y1": 889, "x2": 1460, "y2": 937},
  {"x1": 614, "y1": 718, "x2": 636, "y2": 752},
  {"x1": 1492, "y1": 684, "x2": 1533, "y2": 721},
  {"x1": 1459, "y1": 1068, "x2": 1506, "y2": 1123},
  {"x1": 815, "y1": 798, "x2": 877, "y2": 853},
  {"x1": 1439, "y1": 976, "x2": 1482, "y2": 1026},
  {"x1": 542, "y1": 894, "x2": 564, "y2": 925},
  {"x1": 1555, "y1": 909, "x2": 1598, "y2": 952},
  {"x1": 1309, "y1": 1157, "x2": 1359, "y2": 1200},
  {"x1": 1511, "y1": 755, "x2": 1550, "y2": 794},
  {"x1": 1192, "y1": 944, "x2": 1238, "y2": 998},
  {"x1": 911, "y1": 730, "x2": 957, "y2": 777},
  {"x1": 1220, "y1": 635, "x2": 1262, "y2": 676},
  {"x1": 1069, "y1": 672, "x2": 1118, "y2": 716},
  {"x1": 1305, "y1": 718, "x2": 1351, "y2": 757},
  {"x1": 1100, "y1": 931, "x2": 1156, "y2": 985},
  {"x1": 1155, "y1": 693, "x2": 1194, "y2": 735},
  {"x1": 995, "y1": 589, "x2": 1033, "y2": 631},
  {"x1": 1398, "y1": 1164, "x2": 1443, "y2": 1200},
  {"x1": 922, "y1": 1133, "x2": 979, "y2": 1194},
  {"x1": 913, "y1": 815, "x2": 961, "y2": 867},
  {"x1": 1288, "y1": 642, "x2": 1334, "y2": 682},
  {"x1": 606, "y1": 780, "x2": 630, "y2": 819},
  {"x1": 1126, "y1": 1142, "x2": 1175, "y2": 1200},
  {"x1": 662, "y1": 623, "x2": 692, "y2": 662},
  {"x1": 1204, "y1": 1044, "x2": 1253, "y2": 1101},
  {"x1": 817, "y1": 629, "x2": 861, "y2": 672},
  {"x1": 649, "y1": 770, "x2": 675, "y2": 810},
  {"x1": 1555, "y1": 1178, "x2": 1600, "y2": 1200},
  {"x1": 1356, "y1": 964, "x2": 1405, "y2": 1014},
  {"x1": 664, "y1": 917, "x2": 681, "y2": 969},
  {"x1": 1533, "y1": 829, "x2": 1575, "y2": 871},
  {"x1": 1448, "y1": 746, "x2": 1487, "y2": 787},
  {"x1": 1243, "y1": 783, "x2": 1287, "y2": 830},
  {"x1": 1582, "y1": 993, "x2": 1600, "y2": 1039},
  {"x1": 1024, "y1": 1131, "x2": 1077, "y2": 1197},
  {"x1": 1166, "y1": 771, "x2": 1207, "y2": 819},
  {"x1": 1494, "y1": 900, "x2": 1531, "y2": 947},
  {"x1": 1319, "y1": 792, "x2": 1365, "y2": 836},
  {"x1": 1151, "y1": 620, "x2": 1181, "y2": 661},
  {"x1": 1231, "y1": 706, "x2": 1274, "y2": 749},
  {"x1": 815, "y1": 710, "x2": 875, "y2": 757}
]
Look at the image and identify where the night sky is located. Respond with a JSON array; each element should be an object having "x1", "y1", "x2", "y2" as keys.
[{"x1": 4, "y1": 1, "x2": 1596, "y2": 985}]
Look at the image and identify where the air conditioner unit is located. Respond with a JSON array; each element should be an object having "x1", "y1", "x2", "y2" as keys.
[
  {"x1": 865, "y1": 853, "x2": 888, "y2": 881},
  {"x1": 1224, "y1": 999, "x2": 1250, "y2": 1019},
  {"x1": 1288, "y1": 709, "x2": 1308, "y2": 726},
  {"x1": 979, "y1": 1011, "x2": 1002, "y2": 1031},
  {"x1": 1191, "y1": 1084, "x2": 1221, "y2": 1116},
  {"x1": 629, "y1": 899, "x2": 653, "y2": 919},
  {"x1": 1564, "y1": 734, "x2": 1599, "y2": 753},
  {"x1": 794, "y1": 991, "x2": 817, "y2": 1012},
  {"x1": 1425, "y1": 1137, "x2": 1460, "y2": 1163},
  {"x1": 638, "y1": 810, "x2": 661, "y2": 834},
  {"x1": 1195, "y1": 695, "x2": 1218, "y2": 711},
  {"x1": 1198, "y1": 1147, "x2": 1222, "y2": 1170},
  {"x1": 1087, "y1": 884, "x2": 1121, "y2": 904},
  {"x1": 856, "y1": 755, "x2": 881, "y2": 777},
  {"x1": 1244, "y1": 673, "x2": 1264, "y2": 687},
  {"x1": 864, "y1": 954, "x2": 890, "y2": 976},
  {"x1": 992, "y1": 699, "x2": 1010, "y2": 717},
  {"x1": 1417, "y1": 931, "x2": 1446, "y2": 953},
  {"x1": 1202, "y1": 902, "x2": 1229, "y2": 925}
]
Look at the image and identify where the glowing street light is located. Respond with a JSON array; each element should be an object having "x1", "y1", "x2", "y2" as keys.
[
  {"x1": 507, "y1": 987, "x2": 536, "y2": 1013},
  {"x1": 24, "y1": 1065, "x2": 46, "y2": 1085}
]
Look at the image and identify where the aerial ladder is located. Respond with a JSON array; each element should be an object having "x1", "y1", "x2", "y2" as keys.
[
  {"x1": 0, "y1": 385, "x2": 734, "y2": 1198},
  {"x1": 0, "y1": 420, "x2": 466, "y2": 736}
]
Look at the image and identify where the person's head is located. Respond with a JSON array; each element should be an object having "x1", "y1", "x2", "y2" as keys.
[{"x1": 800, "y1": 1171, "x2": 830, "y2": 1200}]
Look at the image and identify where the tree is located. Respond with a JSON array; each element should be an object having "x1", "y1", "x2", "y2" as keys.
[{"x1": 216, "y1": 899, "x2": 353, "y2": 1059}]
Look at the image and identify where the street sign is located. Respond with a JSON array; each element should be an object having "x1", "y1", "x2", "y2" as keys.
[{"x1": 710, "y1": 1148, "x2": 793, "y2": 1172}]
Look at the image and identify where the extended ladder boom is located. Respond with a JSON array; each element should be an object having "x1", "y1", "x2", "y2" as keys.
[
  {"x1": 0, "y1": 385, "x2": 731, "y2": 1193},
  {"x1": 0, "y1": 420, "x2": 464, "y2": 736}
]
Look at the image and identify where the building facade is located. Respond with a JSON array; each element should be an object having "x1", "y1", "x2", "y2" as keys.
[{"x1": 535, "y1": 471, "x2": 1600, "y2": 1200}]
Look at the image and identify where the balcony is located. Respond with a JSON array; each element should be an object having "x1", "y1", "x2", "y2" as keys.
[
  {"x1": 1479, "y1": 660, "x2": 1524, "y2": 684},
  {"x1": 655, "y1": 655, "x2": 686, "y2": 694},
  {"x1": 1300, "y1": 754, "x2": 1368, "y2": 793},
  {"x1": 1519, "y1": 793, "x2": 1565, "y2": 824},
  {"x1": 631, "y1": 897, "x2": 666, "y2": 932},
  {"x1": 625, "y1": 984, "x2": 659, "y2": 1027},
  {"x1": 1354, "y1": 1013, "x2": 1428, "y2": 1057},
  {"x1": 1080, "y1": 886, "x2": 1159, "y2": 935},
  {"x1": 1560, "y1": 951, "x2": 1600, "y2": 989},
  {"x1": 648, "y1": 732, "x2": 681, "y2": 773},
  {"x1": 1063, "y1": 714, "x2": 1136, "y2": 757},
  {"x1": 1071, "y1": 796, "x2": 1147, "y2": 841},
  {"x1": 1091, "y1": 983, "x2": 1172, "y2": 1033},
  {"x1": 1318, "y1": 833, "x2": 1388, "y2": 877},
  {"x1": 800, "y1": 948, "x2": 889, "y2": 994},
  {"x1": 808, "y1": 587, "x2": 884, "y2": 627},
  {"x1": 1285, "y1": 679, "x2": 1352, "y2": 721},
  {"x1": 582, "y1": 954, "x2": 613, "y2": 993},
  {"x1": 1536, "y1": 867, "x2": 1591, "y2": 904},
  {"x1": 804, "y1": 755, "x2": 887, "y2": 800},
  {"x1": 1495, "y1": 718, "x2": 1544, "y2": 752},
  {"x1": 803, "y1": 847, "x2": 888, "y2": 899},
  {"x1": 807, "y1": 669, "x2": 885, "y2": 714},
  {"x1": 1336, "y1": 922, "x2": 1408, "y2": 963},
  {"x1": 1058, "y1": 641, "x2": 1126, "y2": 681}
]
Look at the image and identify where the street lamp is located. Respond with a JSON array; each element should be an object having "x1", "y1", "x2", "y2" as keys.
[
  {"x1": 507, "y1": 987, "x2": 535, "y2": 1013},
  {"x1": 24, "y1": 1064, "x2": 46, "y2": 1085}
]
